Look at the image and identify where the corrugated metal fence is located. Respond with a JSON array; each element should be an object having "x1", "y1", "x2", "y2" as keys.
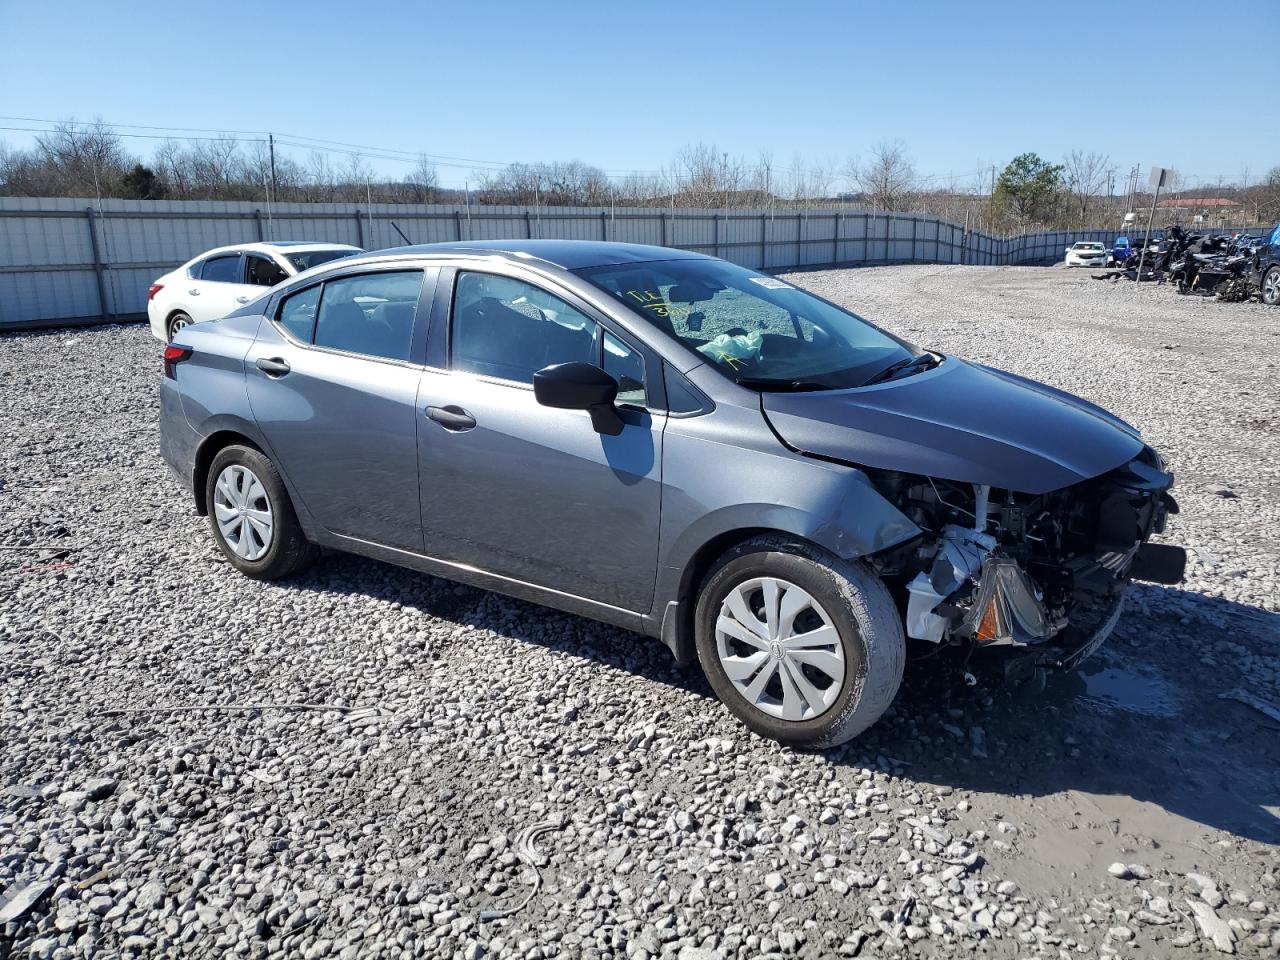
[{"x1": 0, "y1": 196, "x2": 1258, "y2": 328}]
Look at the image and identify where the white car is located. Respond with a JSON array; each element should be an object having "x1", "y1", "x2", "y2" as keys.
[
  {"x1": 1063, "y1": 241, "x2": 1108, "y2": 268},
  {"x1": 147, "y1": 241, "x2": 362, "y2": 341}
]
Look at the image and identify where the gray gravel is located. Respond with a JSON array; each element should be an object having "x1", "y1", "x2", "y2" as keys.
[{"x1": 2, "y1": 265, "x2": 1279, "y2": 959}]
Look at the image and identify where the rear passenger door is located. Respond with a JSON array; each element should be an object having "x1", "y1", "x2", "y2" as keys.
[
  {"x1": 188, "y1": 253, "x2": 246, "y2": 322},
  {"x1": 246, "y1": 266, "x2": 435, "y2": 552},
  {"x1": 416, "y1": 268, "x2": 664, "y2": 612}
]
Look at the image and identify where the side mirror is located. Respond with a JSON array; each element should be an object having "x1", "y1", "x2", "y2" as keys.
[{"x1": 533, "y1": 362, "x2": 623, "y2": 436}]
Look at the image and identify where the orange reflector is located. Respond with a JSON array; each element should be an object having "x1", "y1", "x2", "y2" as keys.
[{"x1": 975, "y1": 599, "x2": 1000, "y2": 643}]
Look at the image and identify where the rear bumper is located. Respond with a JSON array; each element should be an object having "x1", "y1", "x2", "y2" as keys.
[
  {"x1": 146, "y1": 301, "x2": 168, "y2": 342},
  {"x1": 159, "y1": 377, "x2": 199, "y2": 497}
]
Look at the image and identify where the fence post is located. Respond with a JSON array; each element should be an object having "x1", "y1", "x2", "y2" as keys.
[
  {"x1": 660, "y1": 210, "x2": 668, "y2": 247},
  {"x1": 760, "y1": 213, "x2": 767, "y2": 269},
  {"x1": 911, "y1": 216, "x2": 918, "y2": 262},
  {"x1": 886, "y1": 215, "x2": 894, "y2": 262},
  {"x1": 526, "y1": 210, "x2": 534, "y2": 239},
  {"x1": 85, "y1": 207, "x2": 112, "y2": 322},
  {"x1": 355, "y1": 208, "x2": 365, "y2": 248},
  {"x1": 601, "y1": 210, "x2": 608, "y2": 241},
  {"x1": 454, "y1": 210, "x2": 463, "y2": 241},
  {"x1": 795, "y1": 213, "x2": 802, "y2": 267},
  {"x1": 713, "y1": 213, "x2": 720, "y2": 259},
  {"x1": 832, "y1": 212, "x2": 841, "y2": 265},
  {"x1": 255, "y1": 209, "x2": 265, "y2": 242}
]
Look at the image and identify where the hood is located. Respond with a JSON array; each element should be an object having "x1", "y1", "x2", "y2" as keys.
[{"x1": 761, "y1": 358, "x2": 1144, "y2": 494}]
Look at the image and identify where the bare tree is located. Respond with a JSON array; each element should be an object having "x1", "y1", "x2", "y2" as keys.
[
  {"x1": 664, "y1": 143, "x2": 746, "y2": 207},
  {"x1": 304, "y1": 151, "x2": 339, "y2": 201},
  {"x1": 404, "y1": 154, "x2": 440, "y2": 203},
  {"x1": 847, "y1": 140, "x2": 916, "y2": 212},
  {"x1": 1062, "y1": 150, "x2": 1111, "y2": 227}
]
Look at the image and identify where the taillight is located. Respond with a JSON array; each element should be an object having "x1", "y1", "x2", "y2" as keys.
[
  {"x1": 163, "y1": 344, "x2": 191, "y2": 379},
  {"x1": 148, "y1": 283, "x2": 164, "y2": 300}
]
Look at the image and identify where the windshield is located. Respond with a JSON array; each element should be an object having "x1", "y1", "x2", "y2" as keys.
[
  {"x1": 1075, "y1": 243, "x2": 1103, "y2": 251},
  {"x1": 283, "y1": 249, "x2": 361, "y2": 272},
  {"x1": 576, "y1": 259, "x2": 914, "y2": 389}
]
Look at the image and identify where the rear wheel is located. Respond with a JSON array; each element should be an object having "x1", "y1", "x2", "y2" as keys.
[
  {"x1": 694, "y1": 537, "x2": 905, "y2": 748},
  {"x1": 167, "y1": 311, "x2": 193, "y2": 341},
  {"x1": 205, "y1": 445, "x2": 316, "y2": 580},
  {"x1": 1262, "y1": 266, "x2": 1280, "y2": 306}
]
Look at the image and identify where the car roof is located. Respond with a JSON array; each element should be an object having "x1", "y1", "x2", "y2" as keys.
[{"x1": 335, "y1": 239, "x2": 713, "y2": 271}]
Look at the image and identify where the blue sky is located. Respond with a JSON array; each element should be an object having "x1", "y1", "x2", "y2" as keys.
[{"x1": 1, "y1": 0, "x2": 1271, "y2": 190}]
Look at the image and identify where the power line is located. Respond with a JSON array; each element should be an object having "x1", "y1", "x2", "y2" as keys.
[
  {"x1": 2, "y1": 114, "x2": 1258, "y2": 189},
  {"x1": 0, "y1": 124, "x2": 266, "y2": 144},
  {"x1": 0, "y1": 113, "x2": 994, "y2": 184}
]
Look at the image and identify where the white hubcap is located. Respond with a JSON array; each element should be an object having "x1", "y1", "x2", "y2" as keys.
[
  {"x1": 715, "y1": 577, "x2": 846, "y2": 721},
  {"x1": 213, "y1": 464, "x2": 273, "y2": 561}
]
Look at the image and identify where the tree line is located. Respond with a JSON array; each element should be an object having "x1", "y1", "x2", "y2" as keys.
[{"x1": 2, "y1": 122, "x2": 1276, "y2": 233}]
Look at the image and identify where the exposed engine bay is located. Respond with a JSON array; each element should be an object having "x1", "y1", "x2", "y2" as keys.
[{"x1": 867, "y1": 447, "x2": 1185, "y2": 675}]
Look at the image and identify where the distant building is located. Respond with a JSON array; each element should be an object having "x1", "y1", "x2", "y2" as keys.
[{"x1": 1155, "y1": 197, "x2": 1241, "y2": 217}]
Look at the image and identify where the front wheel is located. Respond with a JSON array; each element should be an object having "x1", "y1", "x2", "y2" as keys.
[
  {"x1": 1262, "y1": 266, "x2": 1280, "y2": 306},
  {"x1": 205, "y1": 445, "x2": 317, "y2": 580},
  {"x1": 694, "y1": 537, "x2": 905, "y2": 748}
]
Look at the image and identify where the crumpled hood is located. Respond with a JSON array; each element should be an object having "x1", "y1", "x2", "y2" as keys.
[{"x1": 761, "y1": 358, "x2": 1144, "y2": 494}]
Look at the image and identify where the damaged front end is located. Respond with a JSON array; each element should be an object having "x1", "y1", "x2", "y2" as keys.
[{"x1": 870, "y1": 448, "x2": 1185, "y2": 680}]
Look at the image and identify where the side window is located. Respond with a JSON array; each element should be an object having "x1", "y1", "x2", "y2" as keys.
[
  {"x1": 452, "y1": 272, "x2": 600, "y2": 384},
  {"x1": 200, "y1": 255, "x2": 241, "y2": 283},
  {"x1": 278, "y1": 285, "x2": 321, "y2": 343},
  {"x1": 246, "y1": 255, "x2": 289, "y2": 287},
  {"x1": 603, "y1": 332, "x2": 645, "y2": 406},
  {"x1": 314, "y1": 271, "x2": 422, "y2": 362}
]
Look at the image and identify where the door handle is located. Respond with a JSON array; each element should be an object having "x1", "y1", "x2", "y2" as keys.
[
  {"x1": 235, "y1": 295, "x2": 251, "y2": 304},
  {"x1": 255, "y1": 357, "x2": 291, "y2": 377},
  {"x1": 426, "y1": 405, "x2": 476, "y2": 431},
  {"x1": 189, "y1": 288, "x2": 201, "y2": 296}
]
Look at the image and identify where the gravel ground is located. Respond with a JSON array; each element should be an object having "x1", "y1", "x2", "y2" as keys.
[{"x1": 2, "y1": 265, "x2": 1278, "y2": 960}]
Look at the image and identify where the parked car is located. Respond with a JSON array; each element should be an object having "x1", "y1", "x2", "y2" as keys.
[
  {"x1": 1110, "y1": 236, "x2": 1132, "y2": 266},
  {"x1": 1064, "y1": 241, "x2": 1108, "y2": 267},
  {"x1": 1250, "y1": 223, "x2": 1280, "y2": 306},
  {"x1": 160, "y1": 240, "x2": 1184, "y2": 747},
  {"x1": 147, "y1": 241, "x2": 362, "y2": 341}
]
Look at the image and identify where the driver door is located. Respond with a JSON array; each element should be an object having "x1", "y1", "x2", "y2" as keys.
[{"x1": 416, "y1": 269, "x2": 664, "y2": 613}]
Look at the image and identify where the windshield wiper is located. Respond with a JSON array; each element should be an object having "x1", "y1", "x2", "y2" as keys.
[
  {"x1": 734, "y1": 377, "x2": 835, "y2": 392},
  {"x1": 864, "y1": 352, "x2": 941, "y2": 385}
]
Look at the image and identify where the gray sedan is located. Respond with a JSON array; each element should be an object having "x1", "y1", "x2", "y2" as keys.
[{"x1": 160, "y1": 240, "x2": 1184, "y2": 747}]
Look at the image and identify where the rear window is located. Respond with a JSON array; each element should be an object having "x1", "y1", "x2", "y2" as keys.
[{"x1": 281, "y1": 249, "x2": 361, "y2": 272}]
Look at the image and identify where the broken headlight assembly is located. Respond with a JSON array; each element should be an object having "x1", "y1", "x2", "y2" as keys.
[{"x1": 870, "y1": 451, "x2": 1185, "y2": 665}]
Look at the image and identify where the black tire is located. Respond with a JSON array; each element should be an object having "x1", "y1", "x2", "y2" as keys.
[
  {"x1": 694, "y1": 536, "x2": 905, "y2": 748},
  {"x1": 1262, "y1": 266, "x2": 1280, "y2": 306},
  {"x1": 205, "y1": 445, "x2": 317, "y2": 581},
  {"x1": 167, "y1": 311, "x2": 193, "y2": 342}
]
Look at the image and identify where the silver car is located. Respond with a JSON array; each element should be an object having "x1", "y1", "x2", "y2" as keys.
[{"x1": 160, "y1": 241, "x2": 1184, "y2": 747}]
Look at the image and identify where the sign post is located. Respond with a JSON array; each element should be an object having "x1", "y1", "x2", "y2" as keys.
[{"x1": 1137, "y1": 166, "x2": 1173, "y2": 281}]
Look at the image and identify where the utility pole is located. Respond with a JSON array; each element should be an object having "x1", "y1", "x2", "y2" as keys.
[{"x1": 268, "y1": 133, "x2": 278, "y2": 199}]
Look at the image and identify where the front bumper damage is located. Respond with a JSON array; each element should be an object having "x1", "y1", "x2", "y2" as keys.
[{"x1": 882, "y1": 449, "x2": 1185, "y2": 678}]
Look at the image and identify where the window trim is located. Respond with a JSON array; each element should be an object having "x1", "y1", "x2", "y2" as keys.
[
  {"x1": 269, "y1": 265, "x2": 436, "y2": 369},
  {"x1": 445, "y1": 267, "x2": 653, "y2": 410}
]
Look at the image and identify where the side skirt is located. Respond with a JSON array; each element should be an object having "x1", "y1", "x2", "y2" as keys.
[{"x1": 315, "y1": 530, "x2": 659, "y2": 639}]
